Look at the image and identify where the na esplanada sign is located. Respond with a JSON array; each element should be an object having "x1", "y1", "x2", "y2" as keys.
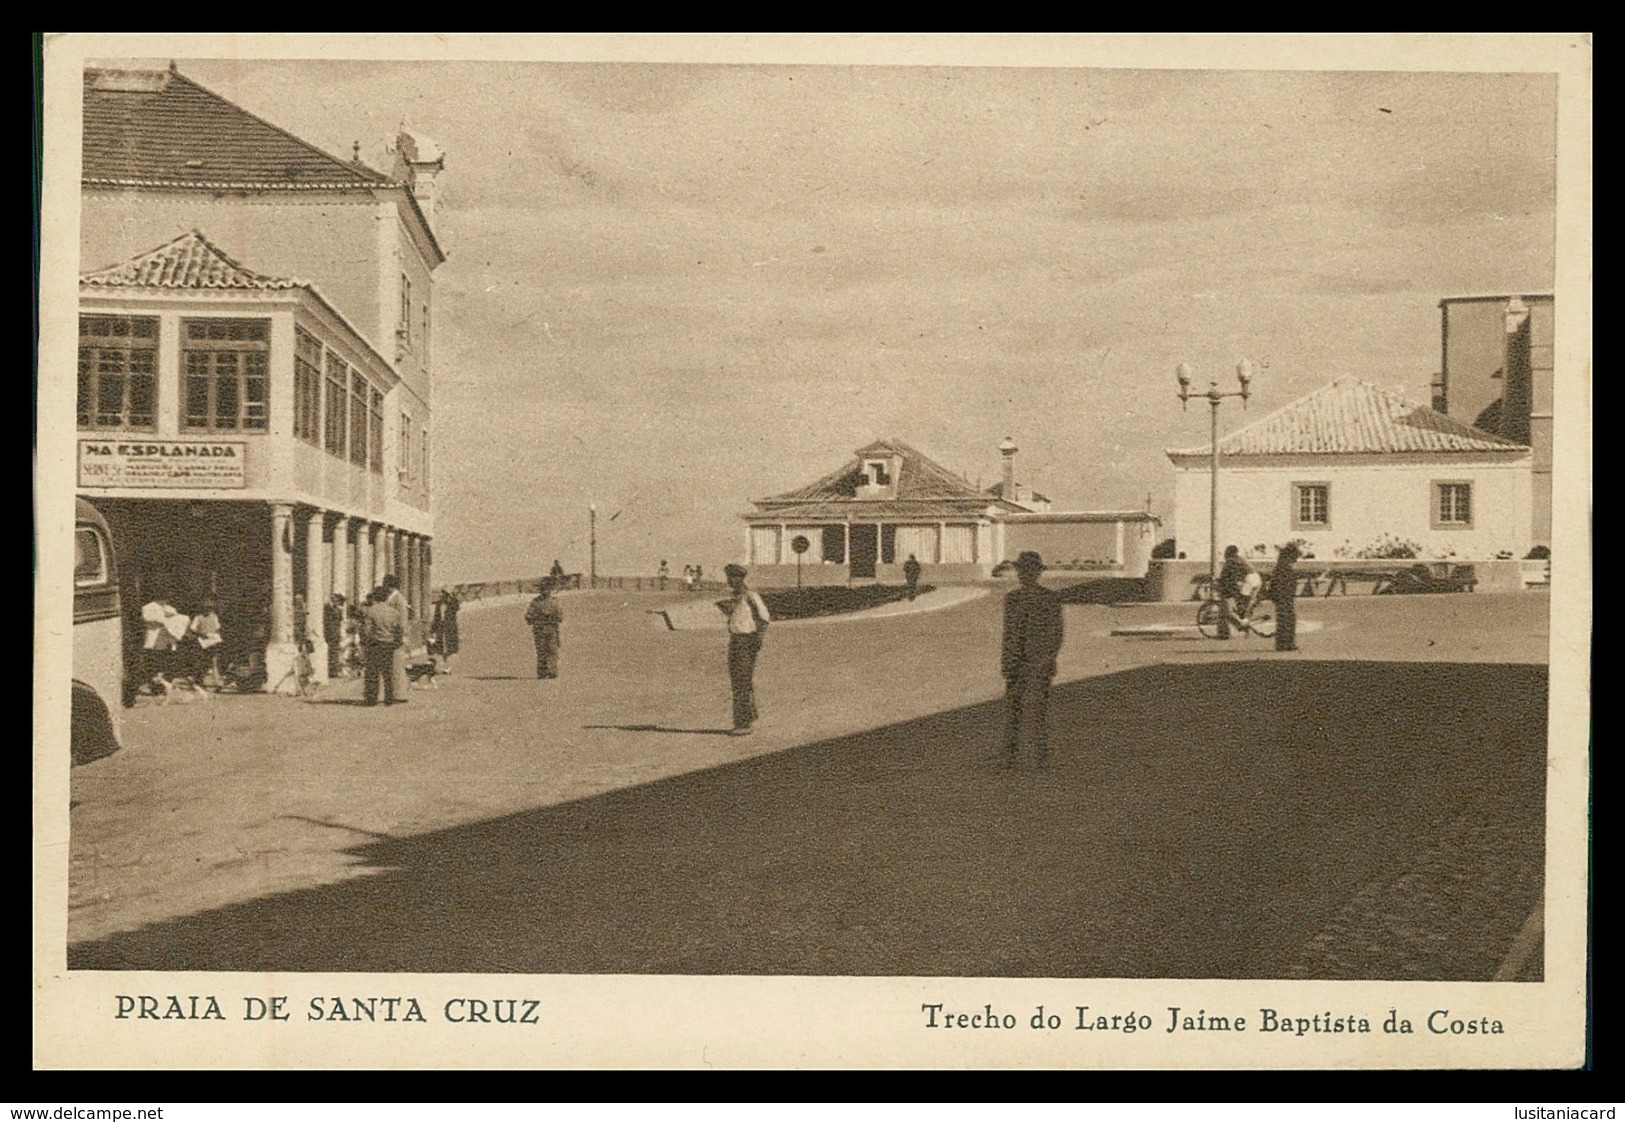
[{"x1": 77, "y1": 439, "x2": 247, "y2": 489}]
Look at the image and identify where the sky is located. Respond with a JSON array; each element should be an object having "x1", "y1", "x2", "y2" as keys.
[{"x1": 163, "y1": 47, "x2": 1558, "y2": 585}]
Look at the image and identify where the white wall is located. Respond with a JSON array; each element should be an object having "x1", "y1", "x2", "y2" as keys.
[{"x1": 1170, "y1": 454, "x2": 1532, "y2": 561}]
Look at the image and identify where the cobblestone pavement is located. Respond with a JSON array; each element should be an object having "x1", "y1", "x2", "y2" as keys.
[{"x1": 62, "y1": 588, "x2": 1555, "y2": 977}]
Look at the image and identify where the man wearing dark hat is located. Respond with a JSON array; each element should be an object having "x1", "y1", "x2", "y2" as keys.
[
  {"x1": 1000, "y1": 550, "x2": 1064, "y2": 768},
  {"x1": 722, "y1": 563, "x2": 771, "y2": 735},
  {"x1": 1268, "y1": 542, "x2": 1302, "y2": 652}
]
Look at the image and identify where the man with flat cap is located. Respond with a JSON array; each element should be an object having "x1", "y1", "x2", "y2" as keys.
[
  {"x1": 1000, "y1": 550, "x2": 1064, "y2": 768},
  {"x1": 722, "y1": 563, "x2": 771, "y2": 736}
]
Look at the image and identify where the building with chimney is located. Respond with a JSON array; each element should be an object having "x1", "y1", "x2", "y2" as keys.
[
  {"x1": 741, "y1": 439, "x2": 1158, "y2": 586},
  {"x1": 1432, "y1": 293, "x2": 1554, "y2": 550},
  {"x1": 75, "y1": 62, "x2": 446, "y2": 685}
]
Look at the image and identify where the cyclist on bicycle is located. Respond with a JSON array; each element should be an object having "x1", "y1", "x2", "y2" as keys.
[{"x1": 1215, "y1": 545, "x2": 1258, "y2": 639}]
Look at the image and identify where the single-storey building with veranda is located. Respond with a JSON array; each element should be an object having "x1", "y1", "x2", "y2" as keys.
[
  {"x1": 1165, "y1": 377, "x2": 1533, "y2": 565},
  {"x1": 742, "y1": 438, "x2": 1159, "y2": 586}
]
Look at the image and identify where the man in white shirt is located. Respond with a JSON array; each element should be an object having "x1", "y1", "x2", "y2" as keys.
[
  {"x1": 380, "y1": 572, "x2": 410, "y2": 697},
  {"x1": 722, "y1": 563, "x2": 771, "y2": 736}
]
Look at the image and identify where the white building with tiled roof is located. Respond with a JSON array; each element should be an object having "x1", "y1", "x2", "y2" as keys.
[
  {"x1": 1165, "y1": 378, "x2": 1533, "y2": 563},
  {"x1": 743, "y1": 438, "x2": 1159, "y2": 585},
  {"x1": 76, "y1": 63, "x2": 447, "y2": 688}
]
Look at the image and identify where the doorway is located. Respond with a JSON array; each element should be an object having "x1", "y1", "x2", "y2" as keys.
[{"x1": 849, "y1": 523, "x2": 877, "y2": 579}]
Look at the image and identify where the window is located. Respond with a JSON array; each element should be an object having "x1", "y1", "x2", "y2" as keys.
[
  {"x1": 864, "y1": 460, "x2": 891, "y2": 486},
  {"x1": 399, "y1": 274, "x2": 412, "y2": 345},
  {"x1": 399, "y1": 412, "x2": 413, "y2": 482},
  {"x1": 1292, "y1": 482, "x2": 1330, "y2": 530},
  {"x1": 78, "y1": 315, "x2": 157, "y2": 429},
  {"x1": 294, "y1": 327, "x2": 323, "y2": 445},
  {"x1": 369, "y1": 387, "x2": 384, "y2": 474},
  {"x1": 1433, "y1": 481, "x2": 1473, "y2": 528},
  {"x1": 181, "y1": 319, "x2": 269, "y2": 431},
  {"x1": 421, "y1": 302, "x2": 431, "y2": 361},
  {"x1": 323, "y1": 351, "x2": 349, "y2": 457},
  {"x1": 349, "y1": 370, "x2": 370, "y2": 467},
  {"x1": 421, "y1": 427, "x2": 430, "y2": 492}
]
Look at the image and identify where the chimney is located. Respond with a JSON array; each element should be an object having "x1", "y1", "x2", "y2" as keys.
[
  {"x1": 998, "y1": 437, "x2": 1018, "y2": 502},
  {"x1": 390, "y1": 130, "x2": 446, "y2": 228}
]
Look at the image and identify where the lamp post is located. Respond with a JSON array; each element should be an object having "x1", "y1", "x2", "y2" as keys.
[
  {"x1": 1175, "y1": 359, "x2": 1254, "y2": 590},
  {"x1": 589, "y1": 503, "x2": 597, "y2": 590}
]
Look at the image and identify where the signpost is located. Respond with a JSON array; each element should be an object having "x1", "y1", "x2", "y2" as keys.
[{"x1": 790, "y1": 534, "x2": 810, "y2": 591}]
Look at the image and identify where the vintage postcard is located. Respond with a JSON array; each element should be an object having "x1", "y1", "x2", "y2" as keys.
[{"x1": 34, "y1": 33, "x2": 1592, "y2": 1070}]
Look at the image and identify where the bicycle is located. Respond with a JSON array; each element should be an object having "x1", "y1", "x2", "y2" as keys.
[{"x1": 1196, "y1": 591, "x2": 1277, "y2": 640}]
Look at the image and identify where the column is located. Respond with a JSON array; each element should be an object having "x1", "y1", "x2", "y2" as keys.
[
  {"x1": 266, "y1": 502, "x2": 298, "y2": 688},
  {"x1": 304, "y1": 508, "x2": 329, "y2": 681},
  {"x1": 379, "y1": 527, "x2": 396, "y2": 586},
  {"x1": 353, "y1": 520, "x2": 370, "y2": 598},
  {"x1": 420, "y1": 538, "x2": 433, "y2": 611},
  {"x1": 350, "y1": 518, "x2": 365, "y2": 603},
  {"x1": 1115, "y1": 519, "x2": 1126, "y2": 568},
  {"x1": 422, "y1": 537, "x2": 431, "y2": 609},
  {"x1": 405, "y1": 534, "x2": 419, "y2": 619},
  {"x1": 269, "y1": 503, "x2": 295, "y2": 646}
]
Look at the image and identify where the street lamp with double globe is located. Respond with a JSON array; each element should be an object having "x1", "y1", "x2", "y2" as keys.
[{"x1": 1176, "y1": 359, "x2": 1255, "y2": 591}]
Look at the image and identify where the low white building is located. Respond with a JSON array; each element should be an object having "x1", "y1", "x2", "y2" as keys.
[
  {"x1": 1166, "y1": 378, "x2": 1533, "y2": 563},
  {"x1": 742, "y1": 438, "x2": 1159, "y2": 585}
]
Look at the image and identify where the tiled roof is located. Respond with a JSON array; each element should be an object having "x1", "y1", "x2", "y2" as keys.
[
  {"x1": 756, "y1": 439, "x2": 1025, "y2": 510},
  {"x1": 82, "y1": 66, "x2": 389, "y2": 189},
  {"x1": 1168, "y1": 378, "x2": 1529, "y2": 457},
  {"x1": 81, "y1": 230, "x2": 302, "y2": 290},
  {"x1": 747, "y1": 499, "x2": 1008, "y2": 521}
]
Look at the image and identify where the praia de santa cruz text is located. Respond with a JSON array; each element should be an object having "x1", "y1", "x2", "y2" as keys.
[
  {"x1": 921, "y1": 1005, "x2": 1506, "y2": 1036},
  {"x1": 114, "y1": 995, "x2": 541, "y2": 1024}
]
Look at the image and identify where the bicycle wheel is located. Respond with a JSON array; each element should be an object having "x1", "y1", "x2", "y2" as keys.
[
  {"x1": 1196, "y1": 600, "x2": 1224, "y2": 639},
  {"x1": 1247, "y1": 597, "x2": 1277, "y2": 638}
]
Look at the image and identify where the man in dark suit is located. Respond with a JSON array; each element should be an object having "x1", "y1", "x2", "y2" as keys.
[
  {"x1": 1001, "y1": 551, "x2": 1064, "y2": 768},
  {"x1": 361, "y1": 587, "x2": 405, "y2": 706}
]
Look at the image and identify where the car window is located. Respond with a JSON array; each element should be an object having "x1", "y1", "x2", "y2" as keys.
[{"x1": 74, "y1": 527, "x2": 109, "y2": 587}]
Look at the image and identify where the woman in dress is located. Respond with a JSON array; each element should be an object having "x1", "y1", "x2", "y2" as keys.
[{"x1": 430, "y1": 588, "x2": 461, "y2": 674}]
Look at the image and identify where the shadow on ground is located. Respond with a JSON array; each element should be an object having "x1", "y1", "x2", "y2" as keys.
[
  {"x1": 1053, "y1": 576, "x2": 1151, "y2": 605},
  {"x1": 70, "y1": 661, "x2": 1545, "y2": 979}
]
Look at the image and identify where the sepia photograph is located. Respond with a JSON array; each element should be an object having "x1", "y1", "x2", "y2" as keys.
[{"x1": 34, "y1": 33, "x2": 1591, "y2": 1069}]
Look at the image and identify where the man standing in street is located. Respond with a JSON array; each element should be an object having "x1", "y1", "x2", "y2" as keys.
[
  {"x1": 361, "y1": 587, "x2": 404, "y2": 706},
  {"x1": 1269, "y1": 542, "x2": 1302, "y2": 652},
  {"x1": 323, "y1": 593, "x2": 347, "y2": 679},
  {"x1": 1000, "y1": 550, "x2": 1064, "y2": 769},
  {"x1": 903, "y1": 553, "x2": 922, "y2": 601},
  {"x1": 722, "y1": 563, "x2": 771, "y2": 736},
  {"x1": 380, "y1": 572, "x2": 411, "y2": 696},
  {"x1": 525, "y1": 578, "x2": 564, "y2": 679}
]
